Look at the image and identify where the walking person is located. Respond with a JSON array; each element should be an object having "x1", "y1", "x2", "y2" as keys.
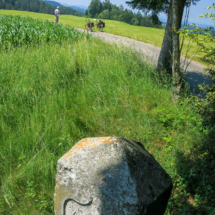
[{"x1": 54, "y1": 6, "x2": 60, "y2": 24}]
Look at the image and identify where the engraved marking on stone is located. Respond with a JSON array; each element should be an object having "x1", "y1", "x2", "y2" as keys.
[{"x1": 63, "y1": 197, "x2": 93, "y2": 215}]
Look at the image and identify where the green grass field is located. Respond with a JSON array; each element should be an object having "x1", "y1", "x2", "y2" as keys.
[
  {"x1": 0, "y1": 37, "x2": 203, "y2": 215},
  {"x1": 0, "y1": 10, "x2": 164, "y2": 48},
  {"x1": 0, "y1": 9, "x2": 213, "y2": 65},
  {"x1": 0, "y1": 14, "x2": 214, "y2": 215}
]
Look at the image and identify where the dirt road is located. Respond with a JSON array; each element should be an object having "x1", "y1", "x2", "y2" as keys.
[{"x1": 77, "y1": 28, "x2": 212, "y2": 96}]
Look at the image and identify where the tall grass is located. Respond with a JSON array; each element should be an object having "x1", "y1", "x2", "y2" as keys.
[
  {"x1": 0, "y1": 36, "x2": 202, "y2": 214},
  {"x1": 0, "y1": 13, "x2": 213, "y2": 215},
  {"x1": 0, "y1": 10, "x2": 214, "y2": 65}
]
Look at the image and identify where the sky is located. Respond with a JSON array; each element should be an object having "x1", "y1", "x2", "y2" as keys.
[{"x1": 57, "y1": 0, "x2": 214, "y2": 26}]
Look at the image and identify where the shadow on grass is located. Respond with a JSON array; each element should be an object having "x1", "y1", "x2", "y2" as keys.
[
  {"x1": 186, "y1": 71, "x2": 213, "y2": 97},
  {"x1": 171, "y1": 134, "x2": 215, "y2": 215}
]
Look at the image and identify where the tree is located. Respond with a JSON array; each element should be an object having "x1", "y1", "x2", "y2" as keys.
[
  {"x1": 98, "y1": 9, "x2": 109, "y2": 19},
  {"x1": 158, "y1": 0, "x2": 187, "y2": 75},
  {"x1": 102, "y1": 0, "x2": 112, "y2": 19},
  {"x1": 140, "y1": 15, "x2": 154, "y2": 27},
  {"x1": 172, "y1": 0, "x2": 185, "y2": 100},
  {"x1": 126, "y1": 0, "x2": 170, "y2": 24},
  {"x1": 131, "y1": 17, "x2": 139, "y2": 25},
  {"x1": 110, "y1": 5, "x2": 120, "y2": 20},
  {"x1": 123, "y1": 9, "x2": 133, "y2": 24},
  {"x1": 135, "y1": 11, "x2": 143, "y2": 24},
  {"x1": 119, "y1": 4, "x2": 124, "y2": 12},
  {"x1": 126, "y1": 0, "x2": 200, "y2": 74},
  {"x1": 182, "y1": 4, "x2": 215, "y2": 141},
  {"x1": 87, "y1": 0, "x2": 162, "y2": 28},
  {"x1": 0, "y1": 0, "x2": 84, "y2": 16},
  {"x1": 85, "y1": 9, "x2": 89, "y2": 16},
  {"x1": 88, "y1": 0, "x2": 103, "y2": 18}
]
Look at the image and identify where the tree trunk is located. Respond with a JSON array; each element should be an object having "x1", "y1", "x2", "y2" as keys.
[
  {"x1": 157, "y1": 0, "x2": 173, "y2": 74},
  {"x1": 172, "y1": 0, "x2": 186, "y2": 101},
  {"x1": 157, "y1": 0, "x2": 186, "y2": 75}
]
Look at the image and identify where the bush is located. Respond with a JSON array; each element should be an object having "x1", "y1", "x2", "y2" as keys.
[{"x1": 166, "y1": 4, "x2": 215, "y2": 215}]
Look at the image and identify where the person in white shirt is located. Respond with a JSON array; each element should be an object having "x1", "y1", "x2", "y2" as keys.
[{"x1": 54, "y1": 6, "x2": 60, "y2": 23}]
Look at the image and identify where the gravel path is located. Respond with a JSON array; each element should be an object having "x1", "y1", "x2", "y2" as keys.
[{"x1": 76, "y1": 28, "x2": 212, "y2": 96}]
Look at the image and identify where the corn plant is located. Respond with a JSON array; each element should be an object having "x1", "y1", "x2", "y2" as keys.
[{"x1": 0, "y1": 15, "x2": 87, "y2": 49}]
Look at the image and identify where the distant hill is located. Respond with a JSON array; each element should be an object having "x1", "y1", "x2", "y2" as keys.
[
  {"x1": 43, "y1": 0, "x2": 63, "y2": 7},
  {"x1": 63, "y1": 4, "x2": 88, "y2": 10},
  {"x1": 0, "y1": 0, "x2": 84, "y2": 17},
  {"x1": 159, "y1": 16, "x2": 214, "y2": 29},
  {"x1": 71, "y1": 5, "x2": 88, "y2": 10},
  {"x1": 44, "y1": 1, "x2": 86, "y2": 14},
  {"x1": 69, "y1": 6, "x2": 85, "y2": 14}
]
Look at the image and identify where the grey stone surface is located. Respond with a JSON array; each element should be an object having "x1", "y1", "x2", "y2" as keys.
[{"x1": 54, "y1": 137, "x2": 172, "y2": 215}]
